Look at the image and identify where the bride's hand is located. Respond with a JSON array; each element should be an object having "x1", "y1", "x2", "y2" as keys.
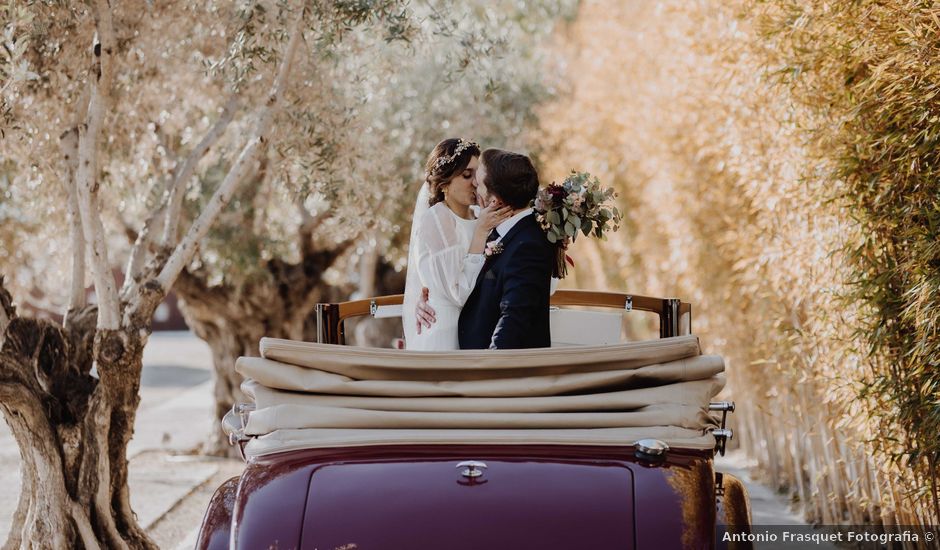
[
  {"x1": 469, "y1": 204, "x2": 512, "y2": 254},
  {"x1": 477, "y1": 203, "x2": 513, "y2": 233},
  {"x1": 415, "y1": 287, "x2": 435, "y2": 334}
]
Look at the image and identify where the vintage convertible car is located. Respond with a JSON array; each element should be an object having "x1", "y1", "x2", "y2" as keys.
[{"x1": 196, "y1": 290, "x2": 751, "y2": 549}]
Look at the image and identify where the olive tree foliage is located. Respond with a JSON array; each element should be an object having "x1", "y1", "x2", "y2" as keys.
[
  {"x1": 0, "y1": 1, "x2": 417, "y2": 548},
  {"x1": 170, "y1": 0, "x2": 579, "y2": 454},
  {"x1": 180, "y1": 0, "x2": 578, "y2": 281}
]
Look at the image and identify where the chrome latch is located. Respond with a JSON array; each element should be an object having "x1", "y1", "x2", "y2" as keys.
[
  {"x1": 456, "y1": 460, "x2": 488, "y2": 478},
  {"x1": 370, "y1": 300, "x2": 378, "y2": 316},
  {"x1": 709, "y1": 401, "x2": 735, "y2": 456},
  {"x1": 625, "y1": 296, "x2": 633, "y2": 311}
]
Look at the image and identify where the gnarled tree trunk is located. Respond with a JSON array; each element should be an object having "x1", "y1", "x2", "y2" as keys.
[
  {"x1": 174, "y1": 249, "x2": 349, "y2": 456},
  {"x1": 0, "y1": 282, "x2": 164, "y2": 550},
  {"x1": 0, "y1": 2, "x2": 307, "y2": 545},
  {"x1": 174, "y1": 247, "x2": 407, "y2": 456},
  {"x1": 173, "y1": 287, "x2": 269, "y2": 457}
]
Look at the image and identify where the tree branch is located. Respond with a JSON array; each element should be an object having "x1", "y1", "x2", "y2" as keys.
[
  {"x1": 157, "y1": 5, "x2": 306, "y2": 291},
  {"x1": 161, "y1": 94, "x2": 239, "y2": 249},
  {"x1": 120, "y1": 118, "x2": 180, "y2": 287},
  {"x1": 58, "y1": 128, "x2": 87, "y2": 317},
  {"x1": 121, "y1": 203, "x2": 166, "y2": 297},
  {"x1": 74, "y1": 0, "x2": 119, "y2": 330},
  {"x1": 119, "y1": 187, "x2": 171, "y2": 299}
]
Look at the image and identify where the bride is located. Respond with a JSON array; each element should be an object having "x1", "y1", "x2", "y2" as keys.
[{"x1": 402, "y1": 138, "x2": 511, "y2": 350}]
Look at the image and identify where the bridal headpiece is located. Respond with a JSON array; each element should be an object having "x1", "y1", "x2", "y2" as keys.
[{"x1": 431, "y1": 138, "x2": 479, "y2": 172}]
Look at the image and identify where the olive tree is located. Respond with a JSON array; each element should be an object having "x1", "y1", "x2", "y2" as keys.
[
  {"x1": 0, "y1": 1, "x2": 412, "y2": 547},
  {"x1": 171, "y1": 0, "x2": 578, "y2": 455}
]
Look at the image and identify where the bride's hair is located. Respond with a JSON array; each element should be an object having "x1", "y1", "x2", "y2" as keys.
[{"x1": 424, "y1": 138, "x2": 480, "y2": 206}]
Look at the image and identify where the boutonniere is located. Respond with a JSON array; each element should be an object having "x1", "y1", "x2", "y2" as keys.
[{"x1": 484, "y1": 240, "x2": 504, "y2": 258}]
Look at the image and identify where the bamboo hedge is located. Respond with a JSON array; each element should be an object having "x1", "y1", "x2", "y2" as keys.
[{"x1": 537, "y1": 0, "x2": 939, "y2": 528}]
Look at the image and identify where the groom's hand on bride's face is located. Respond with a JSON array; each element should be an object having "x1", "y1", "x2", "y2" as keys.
[{"x1": 415, "y1": 287, "x2": 436, "y2": 334}]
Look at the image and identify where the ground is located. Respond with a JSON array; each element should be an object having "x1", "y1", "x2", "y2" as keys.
[{"x1": 0, "y1": 332, "x2": 817, "y2": 548}]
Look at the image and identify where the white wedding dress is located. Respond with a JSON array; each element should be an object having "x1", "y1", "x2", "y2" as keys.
[{"x1": 403, "y1": 198, "x2": 484, "y2": 351}]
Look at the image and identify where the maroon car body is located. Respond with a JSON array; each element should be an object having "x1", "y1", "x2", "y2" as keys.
[
  {"x1": 196, "y1": 291, "x2": 752, "y2": 549},
  {"x1": 198, "y1": 444, "x2": 750, "y2": 550}
]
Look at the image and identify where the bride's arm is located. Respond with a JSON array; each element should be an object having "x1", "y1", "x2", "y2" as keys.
[
  {"x1": 416, "y1": 207, "x2": 486, "y2": 307},
  {"x1": 417, "y1": 204, "x2": 512, "y2": 307}
]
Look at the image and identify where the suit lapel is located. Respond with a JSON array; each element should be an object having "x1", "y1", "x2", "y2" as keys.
[
  {"x1": 473, "y1": 214, "x2": 534, "y2": 288},
  {"x1": 495, "y1": 214, "x2": 533, "y2": 249}
]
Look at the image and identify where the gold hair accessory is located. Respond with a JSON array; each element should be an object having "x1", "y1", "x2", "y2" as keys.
[{"x1": 432, "y1": 139, "x2": 478, "y2": 172}]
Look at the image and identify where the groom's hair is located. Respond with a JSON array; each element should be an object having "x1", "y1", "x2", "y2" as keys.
[{"x1": 480, "y1": 149, "x2": 540, "y2": 209}]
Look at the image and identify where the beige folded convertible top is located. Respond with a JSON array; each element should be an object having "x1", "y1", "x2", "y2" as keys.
[{"x1": 237, "y1": 335, "x2": 724, "y2": 457}]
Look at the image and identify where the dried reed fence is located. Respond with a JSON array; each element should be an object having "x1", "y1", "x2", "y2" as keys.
[{"x1": 536, "y1": 0, "x2": 939, "y2": 530}]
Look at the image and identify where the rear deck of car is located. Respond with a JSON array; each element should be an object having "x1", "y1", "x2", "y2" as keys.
[
  {"x1": 199, "y1": 291, "x2": 748, "y2": 550},
  {"x1": 231, "y1": 444, "x2": 717, "y2": 550}
]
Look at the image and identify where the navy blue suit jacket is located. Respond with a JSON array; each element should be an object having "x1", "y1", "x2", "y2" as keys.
[{"x1": 458, "y1": 213, "x2": 554, "y2": 349}]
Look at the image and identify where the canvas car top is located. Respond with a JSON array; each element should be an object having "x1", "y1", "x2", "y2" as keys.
[{"x1": 235, "y1": 335, "x2": 725, "y2": 456}]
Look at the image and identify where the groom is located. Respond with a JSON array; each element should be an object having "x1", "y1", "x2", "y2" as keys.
[{"x1": 417, "y1": 148, "x2": 554, "y2": 349}]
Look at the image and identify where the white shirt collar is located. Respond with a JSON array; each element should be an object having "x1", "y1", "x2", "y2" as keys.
[{"x1": 495, "y1": 208, "x2": 534, "y2": 240}]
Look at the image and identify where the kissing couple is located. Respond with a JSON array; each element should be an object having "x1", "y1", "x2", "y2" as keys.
[{"x1": 402, "y1": 138, "x2": 554, "y2": 351}]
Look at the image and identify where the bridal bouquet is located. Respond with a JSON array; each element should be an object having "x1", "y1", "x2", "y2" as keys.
[{"x1": 534, "y1": 171, "x2": 622, "y2": 278}]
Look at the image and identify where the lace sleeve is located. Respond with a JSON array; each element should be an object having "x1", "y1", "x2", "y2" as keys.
[{"x1": 416, "y1": 204, "x2": 484, "y2": 307}]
